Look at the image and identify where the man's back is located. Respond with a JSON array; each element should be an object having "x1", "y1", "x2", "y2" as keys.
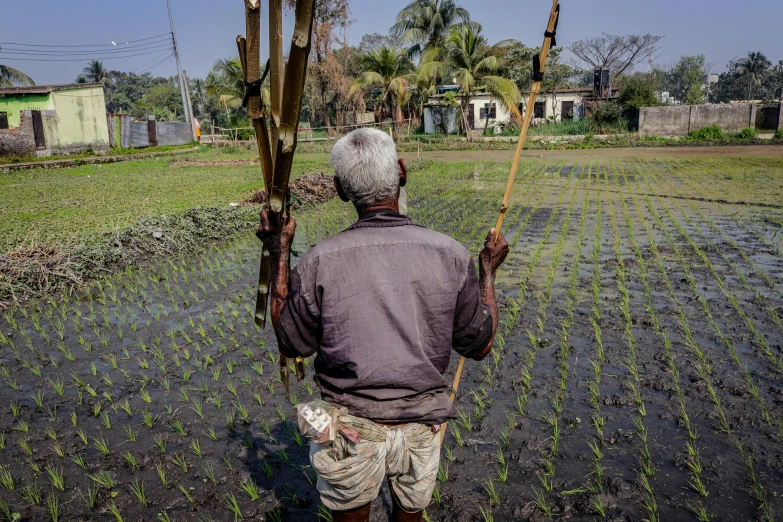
[{"x1": 278, "y1": 209, "x2": 493, "y2": 424}]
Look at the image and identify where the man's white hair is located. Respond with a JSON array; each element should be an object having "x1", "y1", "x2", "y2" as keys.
[{"x1": 331, "y1": 128, "x2": 400, "y2": 210}]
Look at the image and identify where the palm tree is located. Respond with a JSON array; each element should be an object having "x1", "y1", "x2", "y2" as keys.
[
  {"x1": 391, "y1": 0, "x2": 470, "y2": 61},
  {"x1": 419, "y1": 24, "x2": 521, "y2": 132},
  {"x1": 349, "y1": 46, "x2": 414, "y2": 128},
  {"x1": 205, "y1": 57, "x2": 270, "y2": 117},
  {"x1": 738, "y1": 52, "x2": 771, "y2": 101},
  {"x1": 0, "y1": 44, "x2": 34, "y2": 88},
  {"x1": 82, "y1": 60, "x2": 108, "y2": 84}
]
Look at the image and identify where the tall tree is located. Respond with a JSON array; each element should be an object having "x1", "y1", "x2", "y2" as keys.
[
  {"x1": 390, "y1": 0, "x2": 470, "y2": 60},
  {"x1": 663, "y1": 55, "x2": 709, "y2": 105},
  {"x1": 82, "y1": 60, "x2": 109, "y2": 84},
  {"x1": 738, "y1": 51, "x2": 771, "y2": 101},
  {"x1": 349, "y1": 46, "x2": 413, "y2": 126},
  {"x1": 205, "y1": 57, "x2": 270, "y2": 119},
  {"x1": 568, "y1": 33, "x2": 663, "y2": 78},
  {"x1": 420, "y1": 24, "x2": 521, "y2": 128},
  {"x1": 285, "y1": 0, "x2": 351, "y2": 130},
  {"x1": 0, "y1": 45, "x2": 35, "y2": 88}
]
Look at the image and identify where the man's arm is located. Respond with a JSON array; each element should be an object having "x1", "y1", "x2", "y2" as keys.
[
  {"x1": 473, "y1": 228, "x2": 509, "y2": 360},
  {"x1": 256, "y1": 210, "x2": 317, "y2": 359},
  {"x1": 452, "y1": 229, "x2": 509, "y2": 361}
]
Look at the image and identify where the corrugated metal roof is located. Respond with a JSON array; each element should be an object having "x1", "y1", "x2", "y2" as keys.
[{"x1": 0, "y1": 83, "x2": 103, "y2": 96}]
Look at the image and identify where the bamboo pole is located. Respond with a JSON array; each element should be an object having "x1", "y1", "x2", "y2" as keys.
[
  {"x1": 269, "y1": 0, "x2": 284, "y2": 163},
  {"x1": 442, "y1": 0, "x2": 561, "y2": 448}
]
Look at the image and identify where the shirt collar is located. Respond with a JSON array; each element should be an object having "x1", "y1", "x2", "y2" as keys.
[{"x1": 347, "y1": 208, "x2": 416, "y2": 230}]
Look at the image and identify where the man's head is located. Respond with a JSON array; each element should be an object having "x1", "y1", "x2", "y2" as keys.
[{"x1": 330, "y1": 128, "x2": 407, "y2": 214}]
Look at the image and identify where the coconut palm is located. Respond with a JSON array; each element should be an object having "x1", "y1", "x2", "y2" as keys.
[
  {"x1": 82, "y1": 60, "x2": 108, "y2": 84},
  {"x1": 0, "y1": 45, "x2": 34, "y2": 88},
  {"x1": 419, "y1": 24, "x2": 521, "y2": 130},
  {"x1": 390, "y1": 0, "x2": 470, "y2": 61},
  {"x1": 738, "y1": 52, "x2": 771, "y2": 101},
  {"x1": 349, "y1": 46, "x2": 414, "y2": 126},
  {"x1": 205, "y1": 57, "x2": 269, "y2": 116}
]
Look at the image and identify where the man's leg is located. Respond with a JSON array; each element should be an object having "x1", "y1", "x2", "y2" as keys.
[
  {"x1": 391, "y1": 505, "x2": 424, "y2": 522},
  {"x1": 332, "y1": 503, "x2": 372, "y2": 522}
]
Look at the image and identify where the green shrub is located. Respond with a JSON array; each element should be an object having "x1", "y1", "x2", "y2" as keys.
[
  {"x1": 738, "y1": 127, "x2": 757, "y2": 139},
  {"x1": 775, "y1": 128, "x2": 783, "y2": 140},
  {"x1": 687, "y1": 125, "x2": 725, "y2": 141}
]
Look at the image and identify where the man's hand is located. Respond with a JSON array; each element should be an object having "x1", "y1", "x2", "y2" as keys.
[
  {"x1": 256, "y1": 208, "x2": 296, "y2": 252},
  {"x1": 479, "y1": 228, "x2": 509, "y2": 274}
]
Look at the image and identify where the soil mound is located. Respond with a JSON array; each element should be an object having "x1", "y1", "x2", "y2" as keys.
[{"x1": 242, "y1": 173, "x2": 337, "y2": 208}]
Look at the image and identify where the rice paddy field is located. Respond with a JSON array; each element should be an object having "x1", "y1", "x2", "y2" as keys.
[{"x1": 0, "y1": 148, "x2": 782, "y2": 521}]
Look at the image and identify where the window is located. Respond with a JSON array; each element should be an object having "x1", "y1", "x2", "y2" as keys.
[
  {"x1": 561, "y1": 101, "x2": 574, "y2": 119},
  {"x1": 534, "y1": 102, "x2": 545, "y2": 119},
  {"x1": 0, "y1": 112, "x2": 8, "y2": 130},
  {"x1": 480, "y1": 103, "x2": 497, "y2": 120}
]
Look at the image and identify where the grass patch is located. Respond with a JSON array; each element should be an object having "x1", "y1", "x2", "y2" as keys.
[
  {"x1": 0, "y1": 143, "x2": 199, "y2": 166},
  {"x1": 0, "y1": 149, "x2": 331, "y2": 252}
]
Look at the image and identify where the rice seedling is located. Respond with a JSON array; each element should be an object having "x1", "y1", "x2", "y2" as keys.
[
  {"x1": 129, "y1": 478, "x2": 148, "y2": 506},
  {"x1": 45, "y1": 465, "x2": 64, "y2": 491},
  {"x1": 225, "y1": 493, "x2": 242, "y2": 520},
  {"x1": 46, "y1": 491, "x2": 62, "y2": 522},
  {"x1": 0, "y1": 466, "x2": 13, "y2": 490},
  {"x1": 88, "y1": 470, "x2": 116, "y2": 489},
  {"x1": 20, "y1": 482, "x2": 43, "y2": 505},
  {"x1": 171, "y1": 452, "x2": 188, "y2": 473}
]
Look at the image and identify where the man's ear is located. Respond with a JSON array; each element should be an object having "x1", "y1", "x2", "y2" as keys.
[
  {"x1": 398, "y1": 158, "x2": 408, "y2": 188},
  {"x1": 334, "y1": 176, "x2": 350, "y2": 203}
]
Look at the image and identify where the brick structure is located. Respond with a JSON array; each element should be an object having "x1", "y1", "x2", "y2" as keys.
[{"x1": 0, "y1": 110, "x2": 36, "y2": 156}]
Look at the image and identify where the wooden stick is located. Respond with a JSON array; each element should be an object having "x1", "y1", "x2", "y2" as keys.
[
  {"x1": 442, "y1": 0, "x2": 561, "y2": 448},
  {"x1": 269, "y1": 0, "x2": 284, "y2": 163},
  {"x1": 267, "y1": 0, "x2": 315, "y2": 222}
]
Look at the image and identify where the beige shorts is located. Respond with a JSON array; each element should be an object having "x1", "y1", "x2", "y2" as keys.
[{"x1": 309, "y1": 415, "x2": 440, "y2": 512}]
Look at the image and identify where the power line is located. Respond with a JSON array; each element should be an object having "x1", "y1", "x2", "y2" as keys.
[
  {"x1": 0, "y1": 33, "x2": 172, "y2": 49},
  {"x1": 140, "y1": 54, "x2": 174, "y2": 76},
  {"x1": 0, "y1": 43, "x2": 173, "y2": 57},
  {"x1": 133, "y1": 50, "x2": 175, "y2": 73},
  {"x1": 0, "y1": 48, "x2": 178, "y2": 62}
]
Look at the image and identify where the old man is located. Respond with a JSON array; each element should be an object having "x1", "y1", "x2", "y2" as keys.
[{"x1": 257, "y1": 127, "x2": 508, "y2": 522}]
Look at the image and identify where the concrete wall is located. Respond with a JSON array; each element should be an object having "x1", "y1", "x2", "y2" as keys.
[
  {"x1": 0, "y1": 110, "x2": 36, "y2": 156},
  {"x1": 47, "y1": 86, "x2": 110, "y2": 154},
  {"x1": 638, "y1": 106, "x2": 691, "y2": 136},
  {"x1": 156, "y1": 122, "x2": 193, "y2": 146},
  {"x1": 0, "y1": 93, "x2": 53, "y2": 127},
  {"x1": 639, "y1": 102, "x2": 766, "y2": 137}
]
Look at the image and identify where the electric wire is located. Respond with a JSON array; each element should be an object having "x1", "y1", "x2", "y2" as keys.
[
  {"x1": 133, "y1": 50, "x2": 175, "y2": 73},
  {"x1": 0, "y1": 43, "x2": 174, "y2": 57},
  {"x1": 0, "y1": 48, "x2": 178, "y2": 62},
  {"x1": 137, "y1": 53, "x2": 174, "y2": 75},
  {"x1": 0, "y1": 33, "x2": 172, "y2": 48}
]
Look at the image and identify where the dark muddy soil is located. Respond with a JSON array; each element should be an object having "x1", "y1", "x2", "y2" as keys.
[
  {"x1": 0, "y1": 156, "x2": 782, "y2": 521},
  {"x1": 241, "y1": 173, "x2": 337, "y2": 208}
]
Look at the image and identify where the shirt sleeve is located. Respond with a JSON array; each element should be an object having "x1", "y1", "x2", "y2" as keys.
[
  {"x1": 452, "y1": 258, "x2": 494, "y2": 360},
  {"x1": 277, "y1": 265, "x2": 320, "y2": 359}
]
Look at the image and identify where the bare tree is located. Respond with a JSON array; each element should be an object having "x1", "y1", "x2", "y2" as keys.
[{"x1": 568, "y1": 33, "x2": 663, "y2": 77}]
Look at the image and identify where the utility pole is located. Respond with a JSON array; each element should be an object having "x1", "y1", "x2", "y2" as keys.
[
  {"x1": 166, "y1": 0, "x2": 190, "y2": 123},
  {"x1": 183, "y1": 70, "x2": 196, "y2": 139}
]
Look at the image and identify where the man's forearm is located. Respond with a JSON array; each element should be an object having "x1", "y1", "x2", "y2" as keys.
[{"x1": 476, "y1": 263, "x2": 499, "y2": 360}]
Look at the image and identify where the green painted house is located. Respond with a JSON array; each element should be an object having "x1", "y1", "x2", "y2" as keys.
[{"x1": 0, "y1": 83, "x2": 110, "y2": 157}]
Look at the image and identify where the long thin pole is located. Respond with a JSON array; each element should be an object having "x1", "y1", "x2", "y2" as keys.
[
  {"x1": 441, "y1": 0, "x2": 561, "y2": 448},
  {"x1": 183, "y1": 70, "x2": 196, "y2": 139},
  {"x1": 166, "y1": 0, "x2": 191, "y2": 123}
]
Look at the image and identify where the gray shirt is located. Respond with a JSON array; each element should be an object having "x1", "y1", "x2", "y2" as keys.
[{"x1": 278, "y1": 209, "x2": 493, "y2": 424}]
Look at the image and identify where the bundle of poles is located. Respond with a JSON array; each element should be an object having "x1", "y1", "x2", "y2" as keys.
[
  {"x1": 238, "y1": 0, "x2": 316, "y2": 397},
  {"x1": 441, "y1": 0, "x2": 562, "y2": 445}
]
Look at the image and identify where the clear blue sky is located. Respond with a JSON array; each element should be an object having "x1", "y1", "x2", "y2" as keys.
[{"x1": 2, "y1": 0, "x2": 780, "y2": 85}]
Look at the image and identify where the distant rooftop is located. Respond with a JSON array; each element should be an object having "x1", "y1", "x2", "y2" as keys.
[{"x1": 0, "y1": 83, "x2": 103, "y2": 96}]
